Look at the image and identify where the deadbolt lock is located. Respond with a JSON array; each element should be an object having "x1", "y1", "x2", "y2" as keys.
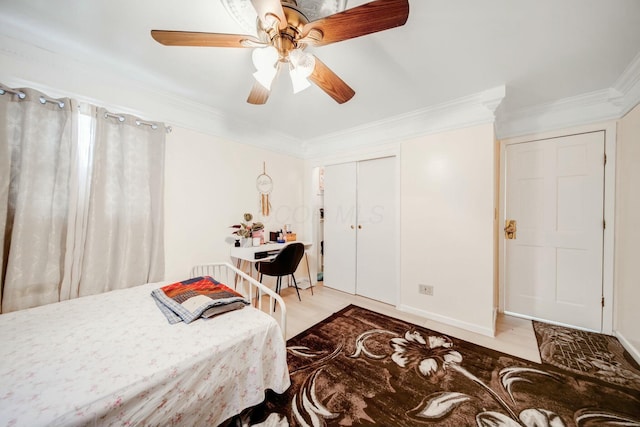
[{"x1": 504, "y1": 219, "x2": 517, "y2": 240}]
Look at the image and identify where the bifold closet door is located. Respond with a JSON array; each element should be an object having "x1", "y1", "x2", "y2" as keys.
[
  {"x1": 356, "y1": 157, "x2": 396, "y2": 305},
  {"x1": 323, "y1": 157, "x2": 397, "y2": 305},
  {"x1": 323, "y1": 162, "x2": 357, "y2": 294}
]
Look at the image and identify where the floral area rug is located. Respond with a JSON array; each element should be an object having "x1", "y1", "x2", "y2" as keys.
[
  {"x1": 533, "y1": 321, "x2": 640, "y2": 392},
  {"x1": 242, "y1": 305, "x2": 640, "y2": 427}
]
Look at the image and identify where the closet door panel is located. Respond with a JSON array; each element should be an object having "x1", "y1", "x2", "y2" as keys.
[
  {"x1": 356, "y1": 157, "x2": 397, "y2": 305},
  {"x1": 323, "y1": 162, "x2": 357, "y2": 294}
]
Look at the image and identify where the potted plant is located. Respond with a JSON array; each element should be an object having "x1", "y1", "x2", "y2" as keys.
[{"x1": 230, "y1": 213, "x2": 264, "y2": 246}]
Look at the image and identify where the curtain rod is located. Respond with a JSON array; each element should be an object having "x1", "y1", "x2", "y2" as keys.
[
  {"x1": 39, "y1": 95, "x2": 65, "y2": 109},
  {"x1": 136, "y1": 119, "x2": 158, "y2": 130},
  {"x1": 0, "y1": 88, "x2": 26, "y2": 99},
  {"x1": 137, "y1": 120, "x2": 174, "y2": 134},
  {"x1": 104, "y1": 112, "x2": 125, "y2": 122},
  {"x1": 0, "y1": 89, "x2": 65, "y2": 108},
  {"x1": 0, "y1": 86, "x2": 171, "y2": 133},
  {"x1": 104, "y1": 112, "x2": 172, "y2": 133}
]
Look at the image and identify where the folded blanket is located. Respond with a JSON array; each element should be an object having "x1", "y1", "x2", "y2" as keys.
[{"x1": 151, "y1": 276, "x2": 249, "y2": 324}]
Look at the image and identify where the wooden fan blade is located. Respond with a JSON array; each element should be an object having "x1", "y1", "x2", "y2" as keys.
[
  {"x1": 309, "y1": 56, "x2": 355, "y2": 104},
  {"x1": 151, "y1": 30, "x2": 260, "y2": 48},
  {"x1": 303, "y1": 0, "x2": 409, "y2": 46},
  {"x1": 250, "y1": 0, "x2": 288, "y2": 30},
  {"x1": 247, "y1": 81, "x2": 270, "y2": 105}
]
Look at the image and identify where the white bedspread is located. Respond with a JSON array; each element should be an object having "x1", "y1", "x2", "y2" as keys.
[{"x1": 0, "y1": 281, "x2": 290, "y2": 427}]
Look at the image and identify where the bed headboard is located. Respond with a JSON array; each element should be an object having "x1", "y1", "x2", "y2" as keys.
[{"x1": 190, "y1": 262, "x2": 287, "y2": 338}]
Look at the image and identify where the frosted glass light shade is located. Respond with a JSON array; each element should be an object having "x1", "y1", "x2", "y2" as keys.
[
  {"x1": 288, "y1": 49, "x2": 315, "y2": 93},
  {"x1": 252, "y1": 46, "x2": 279, "y2": 70},
  {"x1": 253, "y1": 66, "x2": 278, "y2": 90},
  {"x1": 252, "y1": 46, "x2": 279, "y2": 89},
  {"x1": 289, "y1": 49, "x2": 315, "y2": 77},
  {"x1": 290, "y1": 70, "x2": 312, "y2": 93}
]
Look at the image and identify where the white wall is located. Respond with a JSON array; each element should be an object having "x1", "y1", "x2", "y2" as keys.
[
  {"x1": 615, "y1": 103, "x2": 640, "y2": 358},
  {"x1": 400, "y1": 123, "x2": 497, "y2": 336},
  {"x1": 164, "y1": 126, "x2": 305, "y2": 281}
]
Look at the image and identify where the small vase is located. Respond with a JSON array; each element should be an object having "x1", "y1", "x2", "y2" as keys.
[
  {"x1": 241, "y1": 237, "x2": 252, "y2": 247},
  {"x1": 252, "y1": 229, "x2": 265, "y2": 244}
]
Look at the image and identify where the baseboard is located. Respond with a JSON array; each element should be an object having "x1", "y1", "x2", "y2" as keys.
[
  {"x1": 295, "y1": 279, "x2": 312, "y2": 290},
  {"x1": 398, "y1": 304, "x2": 496, "y2": 337},
  {"x1": 614, "y1": 330, "x2": 640, "y2": 365}
]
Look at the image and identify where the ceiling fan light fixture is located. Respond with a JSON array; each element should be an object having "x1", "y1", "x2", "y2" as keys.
[
  {"x1": 251, "y1": 45, "x2": 279, "y2": 90},
  {"x1": 252, "y1": 45, "x2": 279, "y2": 71},
  {"x1": 289, "y1": 49, "x2": 315, "y2": 75},
  {"x1": 288, "y1": 49, "x2": 315, "y2": 93},
  {"x1": 253, "y1": 66, "x2": 278, "y2": 90},
  {"x1": 290, "y1": 69, "x2": 312, "y2": 93}
]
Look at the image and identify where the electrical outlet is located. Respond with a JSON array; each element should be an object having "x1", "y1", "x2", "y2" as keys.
[{"x1": 418, "y1": 284, "x2": 434, "y2": 296}]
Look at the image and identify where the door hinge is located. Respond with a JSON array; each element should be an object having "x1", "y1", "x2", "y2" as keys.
[
  {"x1": 603, "y1": 219, "x2": 606, "y2": 230},
  {"x1": 604, "y1": 153, "x2": 607, "y2": 165},
  {"x1": 602, "y1": 297, "x2": 605, "y2": 308}
]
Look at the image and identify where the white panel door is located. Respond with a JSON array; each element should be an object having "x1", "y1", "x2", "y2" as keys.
[
  {"x1": 504, "y1": 132, "x2": 604, "y2": 331},
  {"x1": 323, "y1": 162, "x2": 357, "y2": 294},
  {"x1": 356, "y1": 157, "x2": 397, "y2": 305}
]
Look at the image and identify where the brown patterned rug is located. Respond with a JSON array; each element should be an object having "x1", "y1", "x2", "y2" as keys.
[
  {"x1": 239, "y1": 305, "x2": 640, "y2": 427},
  {"x1": 533, "y1": 321, "x2": 640, "y2": 392}
]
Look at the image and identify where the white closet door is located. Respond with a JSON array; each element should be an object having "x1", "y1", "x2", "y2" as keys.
[
  {"x1": 323, "y1": 162, "x2": 357, "y2": 294},
  {"x1": 356, "y1": 157, "x2": 397, "y2": 305}
]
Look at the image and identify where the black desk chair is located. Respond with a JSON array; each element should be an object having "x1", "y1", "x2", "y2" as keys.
[{"x1": 256, "y1": 242, "x2": 304, "y2": 307}]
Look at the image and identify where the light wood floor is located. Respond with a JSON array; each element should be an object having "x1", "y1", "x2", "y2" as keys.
[{"x1": 275, "y1": 282, "x2": 542, "y2": 363}]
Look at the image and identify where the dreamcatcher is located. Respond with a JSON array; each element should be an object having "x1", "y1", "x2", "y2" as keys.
[{"x1": 256, "y1": 162, "x2": 273, "y2": 217}]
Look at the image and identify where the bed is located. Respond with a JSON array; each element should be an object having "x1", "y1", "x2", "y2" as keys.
[{"x1": 0, "y1": 262, "x2": 290, "y2": 427}]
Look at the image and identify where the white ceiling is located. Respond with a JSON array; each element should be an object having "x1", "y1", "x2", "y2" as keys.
[{"x1": 1, "y1": 0, "x2": 639, "y2": 147}]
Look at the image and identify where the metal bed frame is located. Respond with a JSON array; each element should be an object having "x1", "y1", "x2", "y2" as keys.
[{"x1": 190, "y1": 262, "x2": 287, "y2": 338}]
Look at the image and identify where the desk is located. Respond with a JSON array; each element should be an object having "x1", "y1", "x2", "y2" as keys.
[{"x1": 230, "y1": 241, "x2": 314, "y2": 290}]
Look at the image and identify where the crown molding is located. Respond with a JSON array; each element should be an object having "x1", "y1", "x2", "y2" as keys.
[
  {"x1": 496, "y1": 88, "x2": 623, "y2": 139},
  {"x1": 302, "y1": 85, "x2": 506, "y2": 159},
  {"x1": 0, "y1": 34, "x2": 304, "y2": 158},
  {"x1": 613, "y1": 51, "x2": 640, "y2": 116},
  {"x1": 497, "y1": 53, "x2": 640, "y2": 139},
  {"x1": 2, "y1": 27, "x2": 638, "y2": 158}
]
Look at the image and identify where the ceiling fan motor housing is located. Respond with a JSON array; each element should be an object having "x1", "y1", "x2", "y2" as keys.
[{"x1": 260, "y1": 0, "x2": 311, "y2": 61}]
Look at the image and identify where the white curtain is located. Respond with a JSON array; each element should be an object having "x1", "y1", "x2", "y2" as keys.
[
  {"x1": 0, "y1": 87, "x2": 77, "y2": 312},
  {"x1": 68, "y1": 108, "x2": 165, "y2": 297},
  {"x1": 1, "y1": 86, "x2": 165, "y2": 312}
]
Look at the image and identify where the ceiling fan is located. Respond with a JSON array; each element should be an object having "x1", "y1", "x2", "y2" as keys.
[{"x1": 151, "y1": 0, "x2": 409, "y2": 105}]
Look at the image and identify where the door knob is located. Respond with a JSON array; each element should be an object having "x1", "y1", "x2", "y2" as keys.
[
  {"x1": 358, "y1": 225, "x2": 362, "y2": 229},
  {"x1": 350, "y1": 225, "x2": 355, "y2": 229},
  {"x1": 504, "y1": 219, "x2": 517, "y2": 239}
]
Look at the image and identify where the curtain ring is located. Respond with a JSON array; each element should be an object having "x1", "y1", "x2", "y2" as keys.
[
  {"x1": 135, "y1": 119, "x2": 158, "y2": 130},
  {"x1": 105, "y1": 112, "x2": 125, "y2": 122},
  {"x1": 0, "y1": 88, "x2": 27, "y2": 99},
  {"x1": 39, "y1": 96, "x2": 65, "y2": 108}
]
